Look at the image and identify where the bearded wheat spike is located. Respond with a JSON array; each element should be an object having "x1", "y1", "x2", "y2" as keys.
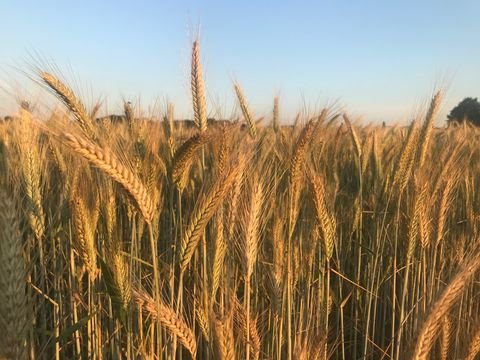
[
  {"x1": 212, "y1": 309, "x2": 236, "y2": 360},
  {"x1": 41, "y1": 72, "x2": 96, "y2": 140},
  {"x1": 133, "y1": 289, "x2": 197, "y2": 358},
  {"x1": 289, "y1": 119, "x2": 317, "y2": 230},
  {"x1": 179, "y1": 166, "x2": 240, "y2": 273},
  {"x1": 392, "y1": 120, "x2": 419, "y2": 194},
  {"x1": 343, "y1": 114, "x2": 362, "y2": 158},
  {"x1": 241, "y1": 181, "x2": 264, "y2": 280},
  {"x1": 272, "y1": 96, "x2": 280, "y2": 132},
  {"x1": 72, "y1": 195, "x2": 98, "y2": 279},
  {"x1": 417, "y1": 91, "x2": 442, "y2": 167},
  {"x1": 234, "y1": 83, "x2": 257, "y2": 138},
  {"x1": 439, "y1": 316, "x2": 451, "y2": 360},
  {"x1": 466, "y1": 324, "x2": 480, "y2": 360},
  {"x1": 234, "y1": 304, "x2": 261, "y2": 360},
  {"x1": 63, "y1": 132, "x2": 154, "y2": 223},
  {"x1": 172, "y1": 131, "x2": 211, "y2": 188},
  {"x1": 311, "y1": 173, "x2": 336, "y2": 260},
  {"x1": 211, "y1": 212, "x2": 226, "y2": 299},
  {"x1": 408, "y1": 181, "x2": 427, "y2": 259},
  {"x1": 191, "y1": 40, "x2": 208, "y2": 132},
  {"x1": 436, "y1": 176, "x2": 456, "y2": 245}
]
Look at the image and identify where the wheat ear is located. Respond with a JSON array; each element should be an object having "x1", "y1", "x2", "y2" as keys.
[
  {"x1": 72, "y1": 195, "x2": 99, "y2": 279},
  {"x1": 234, "y1": 83, "x2": 257, "y2": 138},
  {"x1": 290, "y1": 119, "x2": 316, "y2": 217},
  {"x1": 172, "y1": 131, "x2": 211, "y2": 188},
  {"x1": 272, "y1": 96, "x2": 280, "y2": 132},
  {"x1": 41, "y1": 72, "x2": 96, "y2": 140},
  {"x1": 212, "y1": 309, "x2": 236, "y2": 360},
  {"x1": 63, "y1": 132, "x2": 154, "y2": 223},
  {"x1": 133, "y1": 289, "x2": 197, "y2": 358},
  {"x1": 439, "y1": 316, "x2": 451, "y2": 360},
  {"x1": 310, "y1": 173, "x2": 336, "y2": 260},
  {"x1": 343, "y1": 114, "x2": 362, "y2": 158},
  {"x1": 417, "y1": 91, "x2": 442, "y2": 167},
  {"x1": 465, "y1": 323, "x2": 480, "y2": 360},
  {"x1": 191, "y1": 40, "x2": 208, "y2": 132},
  {"x1": 179, "y1": 166, "x2": 240, "y2": 273}
]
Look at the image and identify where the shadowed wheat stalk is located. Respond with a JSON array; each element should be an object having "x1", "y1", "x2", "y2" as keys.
[{"x1": 0, "y1": 190, "x2": 28, "y2": 360}]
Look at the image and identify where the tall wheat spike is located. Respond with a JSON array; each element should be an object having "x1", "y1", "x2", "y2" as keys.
[
  {"x1": 289, "y1": 119, "x2": 316, "y2": 223},
  {"x1": 234, "y1": 83, "x2": 257, "y2": 138},
  {"x1": 417, "y1": 91, "x2": 442, "y2": 167},
  {"x1": 191, "y1": 40, "x2": 208, "y2": 132},
  {"x1": 392, "y1": 120, "x2": 419, "y2": 194},
  {"x1": 343, "y1": 114, "x2": 362, "y2": 158},
  {"x1": 124, "y1": 100, "x2": 134, "y2": 129},
  {"x1": 0, "y1": 190, "x2": 28, "y2": 360},
  {"x1": 273, "y1": 96, "x2": 280, "y2": 133}
]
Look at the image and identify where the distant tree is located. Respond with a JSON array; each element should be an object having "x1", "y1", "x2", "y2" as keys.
[{"x1": 447, "y1": 97, "x2": 480, "y2": 126}]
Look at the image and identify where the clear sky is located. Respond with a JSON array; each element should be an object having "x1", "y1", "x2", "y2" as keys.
[{"x1": 1, "y1": 0, "x2": 479, "y2": 124}]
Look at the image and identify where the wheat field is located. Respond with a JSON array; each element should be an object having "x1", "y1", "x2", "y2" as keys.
[{"x1": 0, "y1": 41, "x2": 479, "y2": 360}]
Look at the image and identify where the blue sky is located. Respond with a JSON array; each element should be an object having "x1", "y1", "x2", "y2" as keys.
[{"x1": 1, "y1": 0, "x2": 479, "y2": 123}]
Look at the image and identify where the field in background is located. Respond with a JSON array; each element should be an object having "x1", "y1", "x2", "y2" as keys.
[{"x1": 0, "y1": 42, "x2": 480, "y2": 360}]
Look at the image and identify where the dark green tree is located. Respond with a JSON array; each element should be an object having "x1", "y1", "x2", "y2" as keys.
[{"x1": 447, "y1": 97, "x2": 480, "y2": 126}]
